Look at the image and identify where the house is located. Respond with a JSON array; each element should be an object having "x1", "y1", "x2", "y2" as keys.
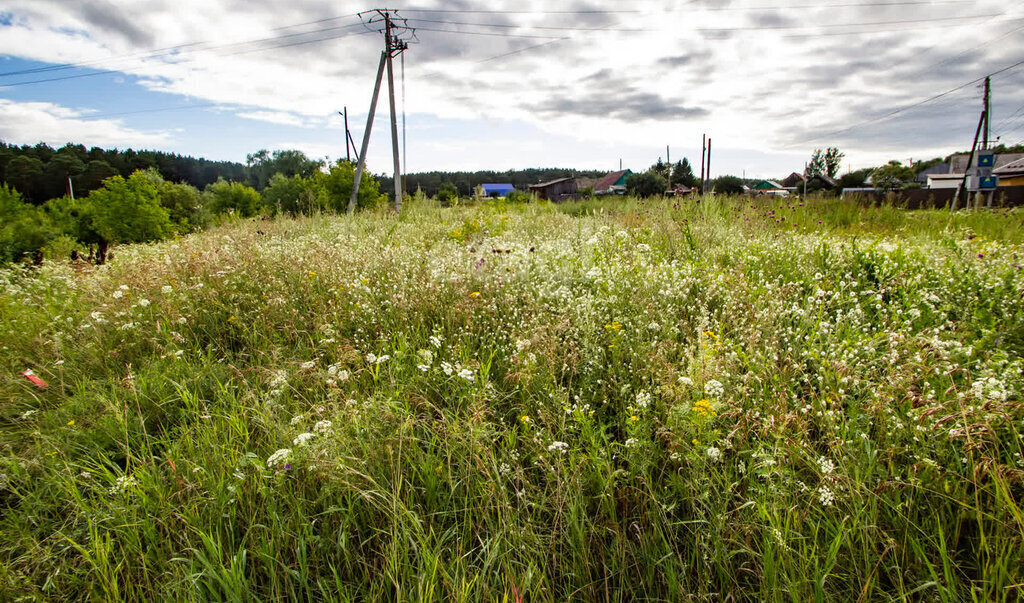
[
  {"x1": 780, "y1": 172, "x2": 837, "y2": 192},
  {"x1": 529, "y1": 177, "x2": 577, "y2": 201},
  {"x1": 915, "y1": 162, "x2": 950, "y2": 184},
  {"x1": 594, "y1": 170, "x2": 632, "y2": 195},
  {"x1": 481, "y1": 183, "x2": 515, "y2": 197},
  {"x1": 993, "y1": 157, "x2": 1024, "y2": 187},
  {"x1": 751, "y1": 180, "x2": 787, "y2": 195},
  {"x1": 926, "y1": 173, "x2": 964, "y2": 189}
]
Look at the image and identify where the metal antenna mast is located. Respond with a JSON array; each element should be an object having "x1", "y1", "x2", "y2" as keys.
[{"x1": 348, "y1": 9, "x2": 413, "y2": 214}]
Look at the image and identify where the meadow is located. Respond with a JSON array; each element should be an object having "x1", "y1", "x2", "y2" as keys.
[{"x1": 0, "y1": 195, "x2": 1022, "y2": 601}]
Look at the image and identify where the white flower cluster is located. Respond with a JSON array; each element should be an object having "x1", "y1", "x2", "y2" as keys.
[
  {"x1": 704, "y1": 379, "x2": 725, "y2": 398},
  {"x1": 267, "y1": 448, "x2": 292, "y2": 467},
  {"x1": 547, "y1": 441, "x2": 569, "y2": 454},
  {"x1": 109, "y1": 475, "x2": 138, "y2": 495}
]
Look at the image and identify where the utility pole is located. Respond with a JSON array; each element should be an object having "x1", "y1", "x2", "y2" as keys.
[
  {"x1": 700, "y1": 134, "x2": 706, "y2": 195},
  {"x1": 953, "y1": 75, "x2": 992, "y2": 212},
  {"x1": 348, "y1": 9, "x2": 412, "y2": 214},
  {"x1": 340, "y1": 108, "x2": 351, "y2": 163},
  {"x1": 666, "y1": 144, "x2": 671, "y2": 187},
  {"x1": 984, "y1": 76, "x2": 993, "y2": 208},
  {"x1": 706, "y1": 138, "x2": 712, "y2": 194}
]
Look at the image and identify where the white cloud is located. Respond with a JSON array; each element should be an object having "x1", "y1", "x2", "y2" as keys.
[
  {"x1": 0, "y1": 99, "x2": 173, "y2": 148},
  {"x1": 0, "y1": 0, "x2": 1020, "y2": 174}
]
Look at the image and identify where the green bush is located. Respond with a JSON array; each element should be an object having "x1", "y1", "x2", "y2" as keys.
[
  {"x1": 205, "y1": 180, "x2": 263, "y2": 217},
  {"x1": 319, "y1": 160, "x2": 387, "y2": 212}
]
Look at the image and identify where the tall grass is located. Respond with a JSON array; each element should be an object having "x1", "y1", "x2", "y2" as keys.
[{"x1": 0, "y1": 196, "x2": 1022, "y2": 600}]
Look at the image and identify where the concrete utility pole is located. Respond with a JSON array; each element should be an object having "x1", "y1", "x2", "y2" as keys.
[
  {"x1": 348, "y1": 9, "x2": 411, "y2": 214},
  {"x1": 666, "y1": 145, "x2": 671, "y2": 187},
  {"x1": 952, "y1": 75, "x2": 992, "y2": 212}
]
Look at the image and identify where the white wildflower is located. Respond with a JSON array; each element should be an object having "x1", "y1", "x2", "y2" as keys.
[
  {"x1": 108, "y1": 475, "x2": 138, "y2": 495},
  {"x1": 299, "y1": 360, "x2": 315, "y2": 370},
  {"x1": 429, "y1": 335, "x2": 442, "y2": 348},
  {"x1": 635, "y1": 390, "x2": 651, "y2": 409},
  {"x1": 818, "y1": 456, "x2": 835, "y2": 475},
  {"x1": 704, "y1": 379, "x2": 725, "y2": 398},
  {"x1": 417, "y1": 364, "x2": 430, "y2": 372},
  {"x1": 818, "y1": 485, "x2": 835, "y2": 507},
  {"x1": 162, "y1": 285, "x2": 173, "y2": 294},
  {"x1": 293, "y1": 432, "x2": 315, "y2": 446},
  {"x1": 290, "y1": 414, "x2": 304, "y2": 426},
  {"x1": 678, "y1": 376, "x2": 694, "y2": 387},
  {"x1": 20, "y1": 409, "x2": 37, "y2": 419},
  {"x1": 547, "y1": 441, "x2": 569, "y2": 454},
  {"x1": 267, "y1": 448, "x2": 292, "y2": 467},
  {"x1": 313, "y1": 420, "x2": 332, "y2": 434},
  {"x1": 138, "y1": 299, "x2": 150, "y2": 307},
  {"x1": 112, "y1": 290, "x2": 123, "y2": 299},
  {"x1": 440, "y1": 362, "x2": 454, "y2": 376},
  {"x1": 457, "y1": 368, "x2": 475, "y2": 382},
  {"x1": 706, "y1": 446, "x2": 722, "y2": 462}
]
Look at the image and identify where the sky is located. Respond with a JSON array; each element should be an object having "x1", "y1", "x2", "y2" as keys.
[{"x1": 1, "y1": 0, "x2": 1023, "y2": 179}]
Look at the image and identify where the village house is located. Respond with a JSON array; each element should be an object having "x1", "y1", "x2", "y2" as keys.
[
  {"x1": 480, "y1": 183, "x2": 515, "y2": 197},
  {"x1": 593, "y1": 170, "x2": 632, "y2": 195},
  {"x1": 529, "y1": 177, "x2": 577, "y2": 201}
]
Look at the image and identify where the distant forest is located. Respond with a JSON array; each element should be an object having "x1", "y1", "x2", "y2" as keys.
[
  {"x1": 0, "y1": 141, "x2": 618, "y2": 203},
  {"x1": 0, "y1": 142, "x2": 247, "y2": 204}
]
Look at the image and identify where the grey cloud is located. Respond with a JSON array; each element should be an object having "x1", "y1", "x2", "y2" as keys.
[
  {"x1": 71, "y1": 0, "x2": 153, "y2": 46},
  {"x1": 747, "y1": 12, "x2": 796, "y2": 28},
  {"x1": 530, "y1": 90, "x2": 708, "y2": 121}
]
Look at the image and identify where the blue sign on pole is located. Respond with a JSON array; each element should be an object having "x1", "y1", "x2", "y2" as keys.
[
  {"x1": 979, "y1": 176, "x2": 998, "y2": 189},
  {"x1": 978, "y1": 152, "x2": 995, "y2": 167}
]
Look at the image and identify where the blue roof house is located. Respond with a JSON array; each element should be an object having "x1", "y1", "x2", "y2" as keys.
[{"x1": 481, "y1": 183, "x2": 516, "y2": 197}]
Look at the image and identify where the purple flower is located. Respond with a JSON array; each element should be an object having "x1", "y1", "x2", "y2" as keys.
[{"x1": 284, "y1": 463, "x2": 292, "y2": 470}]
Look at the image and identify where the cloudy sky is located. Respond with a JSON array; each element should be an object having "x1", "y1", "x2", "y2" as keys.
[{"x1": 1, "y1": 0, "x2": 1023, "y2": 178}]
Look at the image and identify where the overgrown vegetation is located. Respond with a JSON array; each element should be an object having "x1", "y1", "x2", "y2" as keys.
[{"x1": 1, "y1": 195, "x2": 1021, "y2": 600}]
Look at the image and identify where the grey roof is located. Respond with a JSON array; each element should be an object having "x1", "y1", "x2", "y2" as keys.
[
  {"x1": 949, "y1": 153, "x2": 1024, "y2": 174},
  {"x1": 529, "y1": 177, "x2": 574, "y2": 188},
  {"x1": 915, "y1": 162, "x2": 949, "y2": 182},
  {"x1": 993, "y1": 157, "x2": 1024, "y2": 176}
]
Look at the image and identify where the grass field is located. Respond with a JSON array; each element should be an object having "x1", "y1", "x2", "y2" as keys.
[{"x1": 1, "y1": 195, "x2": 1023, "y2": 601}]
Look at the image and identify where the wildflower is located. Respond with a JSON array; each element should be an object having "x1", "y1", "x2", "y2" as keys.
[
  {"x1": 417, "y1": 349, "x2": 434, "y2": 364},
  {"x1": 440, "y1": 362, "x2": 454, "y2": 376},
  {"x1": 457, "y1": 368, "x2": 475, "y2": 382},
  {"x1": 692, "y1": 399, "x2": 717, "y2": 418},
  {"x1": 138, "y1": 299, "x2": 150, "y2": 307},
  {"x1": 313, "y1": 420, "x2": 332, "y2": 434},
  {"x1": 293, "y1": 432, "x2": 315, "y2": 446},
  {"x1": 470, "y1": 291, "x2": 480, "y2": 298},
  {"x1": 267, "y1": 448, "x2": 292, "y2": 468},
  {"x1": 417, "y1": 364, "x2": 430, "y2": 372},
  {"x1": 625, "y1": 438, "x2": 639, "y2": 448},
  {"x1": 290, "y1": 414, "x2": 304, "y2": 426},
  {"x1": 706, "y1": 446, "x2": 722, "y2": 462},
  {"x1": 162, "y1": 285, "x2": 173, "y2": 294},
  {"x1": 629, "y1": 415, "x2": 639, "y2": 422},
  {"x1": 547, "y1": 441, "x2": 569, "y2": 454},
  {"x1": 109, "y1": 475, "x2": 138, "y2": 495},
  {"x1": 818, "y1": 456, "x2": 835, "y2": 475},
  {"x1": 818, "y1": 485, "x2": 835, "y2": 507},
  {"x1": 429, "y1": 335, "x2": 442, "y2": 348},
  {"x1": 21, "y1": 409, "x2": 37, "y2": 419},
  {"x1": 635, "y1": 390, "x2": 651, "y2": 408},
  {"x1": 704, "y1": 379, "x2": 725, "y2": 398},
  {"x1": 228, "y1": 316, "x2": 236, "y2": 322},
  {"x1": 66, "y1": 419, "x2": 75, "y2": 427},
  {"x1": 678, "y1": 376, "x2": 694, "y2": 387},
  {"x1": 112, "y1": 290, "x2": 123, "y2": 299},
  {"x1": 337, "y1": 369, "x2": 350, "y2": 382},
  {"x1": 520, "y1": 415, "x2": 531, "y2": 424},
  {"x1": 299, "y1": 360, "x2": 315, "y2": 370},
  {"x1": 178, "y1": 317, "x2": 187, "y2": 324}
]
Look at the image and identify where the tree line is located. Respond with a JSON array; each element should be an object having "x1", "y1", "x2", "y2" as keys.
[{"x1": 0, "y1": 148, "x2": 387, "y2": 266}]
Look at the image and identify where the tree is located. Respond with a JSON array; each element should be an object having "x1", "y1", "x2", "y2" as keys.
[
  {"x1": 4, "y1": 156, "x2": 45, "y2": 202},
  {"x1": 205, "y1": 180, "x2": 263, "y2": 217},
  {"x1": 871, "y1": 161, "x2": 916, "y2": 190},
  {"x1": 86, "y1": 171, "x2": 173, "y2": 263},
  {"x1": 319, "y1": 160, "x2": 386, "y2": 212},
  {"x1": 670, "y1": 158, "x2": 698, "y2": 188},
  {"x1": 625, "y1": 171, "x2": 667, "y2": 197},
  {"x1": 0, "y1": 185, "x2": 57, "y2": 264},
  {"x1": 76, "y1": 160, "x2": 120, "y2": 193},
  {"x1": 262, "y1": 173, "x2": 321, "y2": 215},
  {"x1": 808, "y1": 147, "x2": 844, "y2": 179},
  {"x1": 246, "y1": 149, "x2": 323, "y2": 190},
  {"x1": 838, "y1": 169, "x2": 872, "y2": 189},
  {"x1": 160, "y1": 180, "x2": 207, "y2": 232},
  {"x1": 436, "y1": 181, "x2": 458, "y2": 204},
  {"x1": 712, "y1": 175, "x2": 745, "y2": 195}
]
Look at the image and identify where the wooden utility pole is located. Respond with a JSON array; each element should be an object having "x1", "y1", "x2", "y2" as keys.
[
  {"x1": 952, "y1": 76, "x2": 991, "y2": 212},
  {"x1": 706, "y1": 138, "x2": 712, "y2": 193},
  {"x1": 984, "y1": 76, "x2": 993, "y2": 208},
  {"x1": 700, "y1": 134, "x2": 706, "y2": 194},
  {"x1": 348, "y1": 9, "x2": 411, "y2": 214},
  {"x1": 344, "y1": 108, "x2": 351, "y2": 162}
]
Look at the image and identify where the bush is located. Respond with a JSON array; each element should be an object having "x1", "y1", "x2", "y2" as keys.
[
  {"x1": 712, "y1": 175, "x2": 745, "y2": 195},
  {"x1": 205, "y1": 180, "x2": 263, "y2": 217},
  {"x1": 262, "y1": 173, "x2": 322, "y2": 216},
  {"x1": 0, "y1": 185, "x2": 57, "y2": 264},
  {"x1": 319, "y1": 160, "x2": 387, "y2": 212},
  {"x1": 626, "y1": 172, "x2": 667, "y2": 197},
  {"x1": 436, "y1": 181, "x2": 458, "y2": 205}
]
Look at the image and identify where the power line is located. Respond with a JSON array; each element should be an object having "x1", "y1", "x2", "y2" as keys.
[
  {"x1": 78, "y1": 103, "x2": 221, "y2": 120},
  {"x1": 405, "y1": 17, "x2": 644, "y2": 33},
  {"x1": 411, "y1": 26, "x2": 566, "y2": 39},
  {"x1": 800, "y1": 55, "x2": 1024, "y2": 144},
  {"x1": 0, "y1": 15, "x2": 365, "y2": 79},
  {"x1": 698, "y1": 13, "x2": 1002, "y2": 33},
  {"x1": 0, "y1": 28, "x2": 376, "y2": 88}
]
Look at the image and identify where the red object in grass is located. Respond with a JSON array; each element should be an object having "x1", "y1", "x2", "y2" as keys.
[{"x1": 22, "y1": 369, "x2": 47, "y2": 389}]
